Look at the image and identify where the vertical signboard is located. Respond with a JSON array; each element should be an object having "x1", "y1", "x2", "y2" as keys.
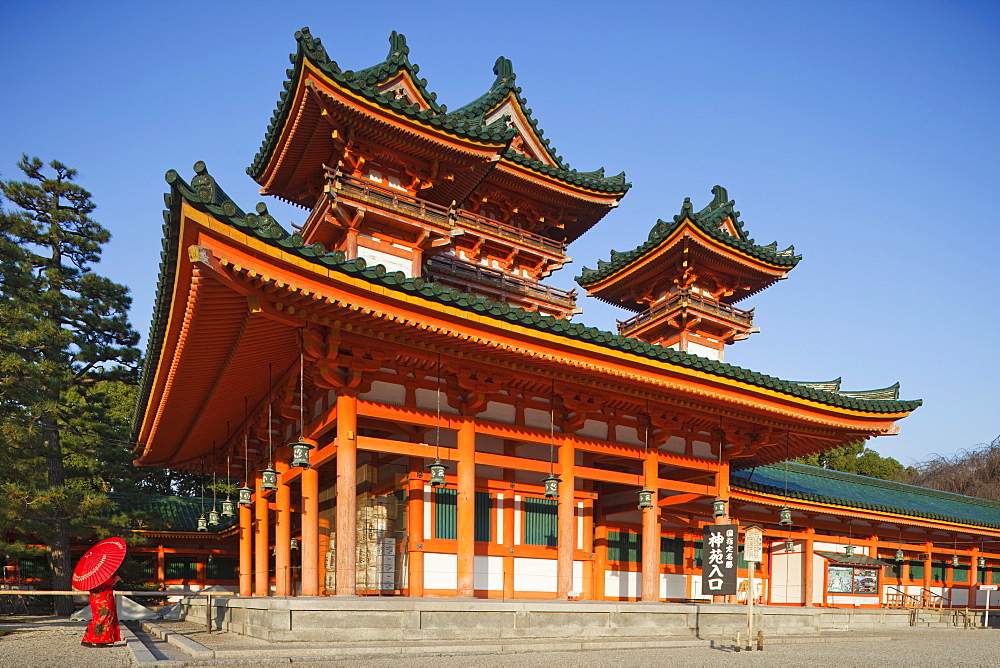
[{"x1": 702, "y1": 524, "x2": 738, "y2": 596}]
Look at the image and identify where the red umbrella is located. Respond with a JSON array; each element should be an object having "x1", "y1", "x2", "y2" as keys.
[{"x1": 72, "y1": 537, "x2": 127, "y2": 591}]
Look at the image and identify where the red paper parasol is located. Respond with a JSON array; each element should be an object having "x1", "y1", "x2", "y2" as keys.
[{"x1": 72, "y1": 537, "x2": 127, "y2": 591}]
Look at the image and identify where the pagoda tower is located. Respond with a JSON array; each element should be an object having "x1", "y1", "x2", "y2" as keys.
[
  {"x1": 249, "y1": 30, "x2": 629, "y2": 318},
  {"x1": 576, "y1": 186, "x2": 799, "y2": 361}
]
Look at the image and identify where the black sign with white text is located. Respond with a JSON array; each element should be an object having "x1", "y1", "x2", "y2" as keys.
[{"x1": 701, "y1": 524, "x2": 738, "y2": 596}]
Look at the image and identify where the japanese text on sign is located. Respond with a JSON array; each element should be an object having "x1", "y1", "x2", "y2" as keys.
[{"x1": 701, "y1": 524, "x2": 738, "y2": 595}]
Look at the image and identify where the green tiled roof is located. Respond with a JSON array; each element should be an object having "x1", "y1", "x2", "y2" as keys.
[
  {"x1": 132, "y1": 164, "x2": 921, "y2": 444},
  {"x1": 246, "y1": 29, "x2": 628, "y2": 195},
  {"x1": 109, "y1": 494, "x2": 237, "y2": 533},
  {"x1": 792, "y1": 379, "x2": 901, "y2": 401},
  {"x1": 576, "y1": 185, "x2": 801, "y2": 287},
  {"x1": 732, "y1": 463, "x2": 1000, "y2": 529}
]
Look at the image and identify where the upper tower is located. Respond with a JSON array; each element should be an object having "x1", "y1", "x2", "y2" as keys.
[
  {"x1": 248, "y1": 29, "x2": 630, "y2": 318},
  {"x1": 576, "y1": 186, "x2": 800, "y2": 361}
]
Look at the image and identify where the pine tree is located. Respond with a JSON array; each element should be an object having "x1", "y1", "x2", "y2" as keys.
[{"x1": 0, "y1": 156, "x2": 140, "y2": 613}]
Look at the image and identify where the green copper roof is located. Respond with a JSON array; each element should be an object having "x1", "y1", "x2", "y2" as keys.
[
  {"x1": 576, "y1": 185, "x2": 801, "y2": 287},
  {"x1": 247, "y1": 29, "x2": 628, "y2": 195},
  {"x1": 133, "y1": 165, "x2": 920, "y2": 444},
  {"x1": 109, "y1": 494, "x2": 237, "y2": 534},
  {"x1": 793, "y1": 378, "x2": 901, "y2": 401},
  {"x1": 733, "y1": 463, "x2": 1000, "y2": 529}
]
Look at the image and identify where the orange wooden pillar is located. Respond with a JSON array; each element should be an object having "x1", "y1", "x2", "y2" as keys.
[
  {"x1": 557, "y1": 438, "x2": 575, "y2": 598},
  {"x1": 407, "y1": 456, "x2": 425, "y2": 597},
  {"x1": 335, "y1": 394, "x2": 358, "y2": 596},
  {"x1": 803, "y1": 527, "x2": 815, "y2": 606},
  {"x1": 275, "y1": 460, "x2": 292, "y2": 595},
  {"x1": 254, "y1": 474, "x2": 270, "y2": 596},
  {"x1": 502, "y1": 442, "x2": 517, "y2": 600},
  {"x1": 456, "y1": 419, "x2": 476, "y2": 597},
  {"x1": 300, "y1": 437, "x2": 320, "y2": 596},
  {"x1": 593, "y1": 503, "x2": 608, "y2": 601},
  {"x1": 971, "y1": 547, "x2": 980, "y2": 604},
  {"x1": 239, "y1": 501, "x2": 253, "y2": 596},
  {"x1": 641, "y1": 449, "x2": 660, "y2": 601},
  {"x1": 923, "y1": 542, "x2": 933, "y2": 595},
  {"x1": 156, "y1": 545, "x2": 166, "y2": 586}
]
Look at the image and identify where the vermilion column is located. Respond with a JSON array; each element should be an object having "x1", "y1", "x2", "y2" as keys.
[
  {"x1": 641, "y1": 449, "x2": 660, "y2": 601},
  {"x1": 239, "y1": 501, "x2": 253, "y2": 596},
  {"x1": 502, "y1": 442, "x2": 517, "y2": 600},
  {"x1": 594, "y1": 502, "x2": 608, "y2": 601},
  {"x1": 336, "y1": 394, "x2": 358, "y2": 596},
  {"x1": 557, "y1": 438, "x2": 575, "y2": 598},
  {"x1": 456, "y1": 420, "x2": 476, "y2": 597},
  {"x1": 803, "y1": 527, "x2": 815, "y2": 606},
  {"x1": 156, "y1": 545, "x2": 166, "y2": 585},
  {"x1": 254, "y1": 475, "x2": 270, "y2": 596},
  {"x1": 275, "y1": 461, "x2": 292, "y2": 596},
  {"x1": 300, "y1": 437, "x2": 320, "y2": 596},
  {"x1": 407, "y1": 456, "x2": 425, "y2": 597}
]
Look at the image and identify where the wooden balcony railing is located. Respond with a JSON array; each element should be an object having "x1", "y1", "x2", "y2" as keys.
[
  {"x1": 425, "y1": 254, "x2": 576, "y2": 309},
  {"x1": 617, "y1": 290, "x2": 754, "y2": 335},
  {"x1": 333, "y1": 174, "x2": 566, "y2": 255}
]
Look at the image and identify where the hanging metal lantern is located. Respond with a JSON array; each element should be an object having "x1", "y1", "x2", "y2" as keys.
[
  {"x1": 208, "y1": 507, "x2": 221, "y2": 526},
  {"x1": 290, "y1": 538, "x2": 300, "y2": 550},
  {"x1": 845, "y1": 544, "x2": 855, "y2": 556},
  {"x1": 712, "y1": 498, "x2": 727, "y2": 517},
  {"x1": 779, "y1": 506, "x2": 792, "y2": 526},
  {"x1": 221, "y1": 497, "x2": 235, "y2": 517},
  {"x1": 428, "y1": 459, "x2": 447, "y2": 487},
  {"x1": 637, "y1": 488, "x2": 654, "y2": 509},
  {"x1": 543, "y1": 475, "x2": 561, "y2": 499},
  {"x1": 237, "y1": 486, "x2": 253, "y2": 506},
  {"x1": 197, "y1": 515, "x2": 208, "y2": 532},
  {"x1": 784, "y1": 539, "x2": 795, "y2": 553},
  {"x1": 290, "y1": 440, "x2": 313, "y2": 468},
  {"x1": 979, "y1": 556, "x2": 987, "y2": 569},
  {"x1": 895, "y1": 548, "x2": 904, "y2": 561},
  {"x1": 261, "y1": 466, "x2": 279, "y2": 491},
  {"x1": 952, "y1": 554, "x2": 960, "y2": 567}
]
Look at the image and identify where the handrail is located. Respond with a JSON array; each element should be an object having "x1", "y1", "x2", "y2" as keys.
[
  {"x1": 425, "y1": 255, "x2": 576, "y2": 308},
  {"x1": 333, "y1": 173, "x2": 565, "y2": 254},
  {"x1": 0, "y1": 589, "x2": 212, "y2": 596},
  {"x1": 618, "y1": 289, "x2": 754, "y2": 335}
]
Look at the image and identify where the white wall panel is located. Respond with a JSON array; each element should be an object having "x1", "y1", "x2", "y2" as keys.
[
  {"x1": 424, "y1": 553, "x2": 457, "y2": 590},
  {"x1": 514, "y1": 557, "x2": 557, "y2": 592}
]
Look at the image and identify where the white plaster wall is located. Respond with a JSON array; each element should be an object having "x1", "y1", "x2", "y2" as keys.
[
  {"x1": 514, "y1": 557, "x2": 557, "y2": 592},
  {"x1": 812, "y1": 555, "x2": 826, "y2": 604},
  {"x1": 686, "y1": 341, "x2": 720, "y2": 361},
  {"x1": 478, "y1": 402, "x2": 515, "y2": 423},
  {"x1": 524, "y1": 407, "x2": 554, "y2": 430},
  {"x1": 950, "y1": 587, "x2": 967, "y2": 606},
  {"x1": 576, "y1": 419, "x2": 608, "y2": 440},
  {"x1": 356, "y1": 246, "x2": 413, "y2": 276},
  {"x1": 415, "y1": 388, "x2": 459, "y2": 413},
  {"x1": 770, "y1": 549, "x2": 804, "y2": 604},
  {"x1": 615, "y1": 425, "x2": 641, "y2": 446},
  {"x1": 424, "y1": 553, "x2": 457, "y2": 590},
  {"x1": 661, "y1": 435, "x2": 686, "y2": 454},
  {"x1": 691, "y1": 440, "x2": 714, "y2": 458},
  {"x1": 573, "y1": 561, "x2": 584, "y2": 595},
  {"x1": 661, "y1": 573, "x2": 687, "y2": 599},
  {"x1": 358, "y1": 380, "x2": 406, "y2": 405},
  {"x1": 474, "y1": 555, "x2": 504, "y2": 591},
  {"x1": 605, "y1": 570, "x2": 640, "y2": 599}
]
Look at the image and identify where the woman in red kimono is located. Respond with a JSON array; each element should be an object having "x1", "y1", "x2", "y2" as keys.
[{"x1": 81, "y1": 574, "x2": 121, "y2": 647}]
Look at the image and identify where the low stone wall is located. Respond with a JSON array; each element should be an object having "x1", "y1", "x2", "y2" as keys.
[{"x1": 177, "y1": 597, "x2": 933, "y2": 643}]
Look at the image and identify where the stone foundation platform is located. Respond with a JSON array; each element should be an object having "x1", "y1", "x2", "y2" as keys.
[{"x1": 177, "y1": 597, "x2": 936, "y2": 643}]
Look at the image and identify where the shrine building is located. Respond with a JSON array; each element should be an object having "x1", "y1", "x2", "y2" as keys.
[{"x1": 131, "y1": 29, "x2": 1000, "y2": 611}]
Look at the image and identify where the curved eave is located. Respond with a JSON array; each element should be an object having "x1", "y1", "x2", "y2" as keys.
[
  {"x1": 134, "y1": 171, "x2": 919, "y2": 466},
  {"x1": 581, "y1": 219, "x2": 793, "y2": 298},
  {"x1": 252, "y1": 59, "x2": 512, "y2": 198}
]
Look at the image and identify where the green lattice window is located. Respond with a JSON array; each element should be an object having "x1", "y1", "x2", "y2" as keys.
[
  {"x1": 524, "y1": 497, "x2": 557, "y2": 546},
  {"x1": 660, "y1": 536, "x2": 684, "y2": 566},
  {"x1": 434, "y1": 488, "x2": 492, "y2": 541},
  {"x1": 607, "y1": 530, "x2": 640, "y2": 563},
  {"x1": 165, "y1": 556, "x2": 198, "y2": 580},
  {"x1": 931, "y1": 561, "x2": 946, "y2": 582},
  {"x1": 909, "y1": 560, "x2": 924, "y2": 580},
  {"x1": 18, "y1": 557, "x2": 48, "y2": 580},
  {"x1": 952, "y1": 564, "x2": 969, "y2": 582},
  {"x1": 207, "y1": 557, "x2": 238, "y2": 580}
]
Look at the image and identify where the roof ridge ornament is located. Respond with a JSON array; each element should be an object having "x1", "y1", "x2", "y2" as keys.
[
  {"x1": 388, "y1": 30, "x2": 410, "y2": 59},
  {"x1": 493, "y1": 56, "x2": 516, "y2": 86},
  {"x1": 673, "y1": 197, "x2": 694, "y2": 223}
]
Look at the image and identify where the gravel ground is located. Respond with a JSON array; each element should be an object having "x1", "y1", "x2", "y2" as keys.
[
  {"x1": 0, "y1": 623, "x2": 130, "y2": 667},
  {"x1": 3, "y1": 621, "x2": 1000, "y2": 666}
]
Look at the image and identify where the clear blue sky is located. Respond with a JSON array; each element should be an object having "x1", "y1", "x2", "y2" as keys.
[{"x1": 2, "y1": 1, "x2": 997, "y2": 465}]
